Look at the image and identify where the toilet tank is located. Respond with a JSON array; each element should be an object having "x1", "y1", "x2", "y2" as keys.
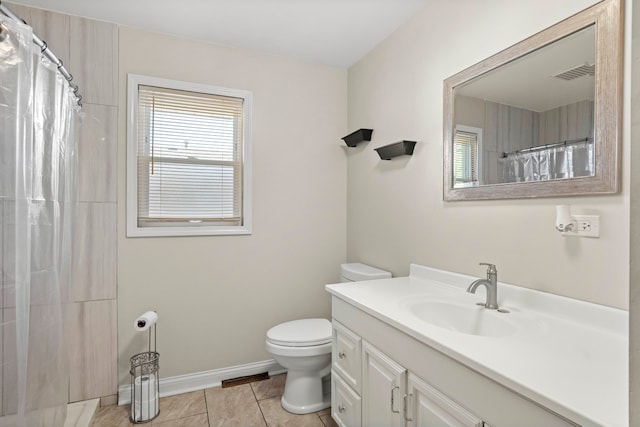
[{"x1": 340, "y1": 263, "x2": 391, "y2": 282}]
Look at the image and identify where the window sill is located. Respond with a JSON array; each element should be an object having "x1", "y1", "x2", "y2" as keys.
[{"x1": 126, "y1": 224, "x2": 252, "y2": 238}]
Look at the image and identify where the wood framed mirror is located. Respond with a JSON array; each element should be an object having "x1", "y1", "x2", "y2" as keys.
[{"x1": 443, "y1": 0, "x2": 622, "y2": 201}]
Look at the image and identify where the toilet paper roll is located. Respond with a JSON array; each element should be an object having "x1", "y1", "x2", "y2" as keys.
[
  {"x1": 131, "y1": 373, "x2": 159, "y2": 422},
  {"x1": 134, "y1": 311, "x2": 158, "y2": 332}
]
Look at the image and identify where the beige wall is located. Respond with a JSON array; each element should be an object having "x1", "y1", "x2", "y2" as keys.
[
  {"x1": 347, "y1": 0, "x2": 630, "y2": 309},
  {"x1": 117, "y1": 27, "x2": 347, "y2": 383}
]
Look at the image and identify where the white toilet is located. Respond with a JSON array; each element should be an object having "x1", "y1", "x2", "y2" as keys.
[{"x1": 265, "y1": 263, "x2": 391, "y2": 414}]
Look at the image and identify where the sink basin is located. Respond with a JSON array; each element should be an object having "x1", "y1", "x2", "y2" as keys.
[{"x1": 409, "y1": 300, "x2": 517, "y2": 337}]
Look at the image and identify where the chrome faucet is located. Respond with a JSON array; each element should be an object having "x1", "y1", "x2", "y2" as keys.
[{"x1": 467, "y1": 263, "x2": 498, "y2": 309}]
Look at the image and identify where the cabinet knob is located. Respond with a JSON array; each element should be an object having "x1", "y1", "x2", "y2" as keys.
[
  {"x1": 338, "y1": 351, "x2": 346, "y2": 359},
  {"x1": 338, "y1": 404, "x2": 346, "y2": 413}
]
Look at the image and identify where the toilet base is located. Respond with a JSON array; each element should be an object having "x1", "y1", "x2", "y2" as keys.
[
  {"x1": 281, "y1": 393, "x2": 330, "y2": 415},
  {"x1": 280, "y1": 369, "x2": 331, "y2": 415}
]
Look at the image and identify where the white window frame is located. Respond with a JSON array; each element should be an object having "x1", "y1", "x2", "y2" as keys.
[
  {"x1": 126, "y1": 74, "x2": 252, "y2": 237},
  {"x1": 453, "y1": 124, "x2": 483, "y2": 188}
]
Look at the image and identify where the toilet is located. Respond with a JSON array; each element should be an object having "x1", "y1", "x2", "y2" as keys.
[{"x1": 265, "y1": 263, "x2": 391, "y2": 414}]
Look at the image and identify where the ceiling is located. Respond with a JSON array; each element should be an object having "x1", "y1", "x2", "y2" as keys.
[
  {"x1": 456, "y1": 26, "x2": 595, "y2": 112},
  {"x1": 6, "y1": 0, "x2": 429, "y2": 67}
]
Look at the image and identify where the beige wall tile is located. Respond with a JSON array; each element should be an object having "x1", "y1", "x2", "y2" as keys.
[
  {"x1": 0, "y1": 308, "x2": 63, "y2": 418},
  {"x1": 1, "y1": 202, "x2": 16, "y2": 310},
  {"x1": 0, "y1": 309, "x2": 2, "y2": 415},
  {"x1": 3, "y1": 1, "x2": 120, "y2": 410},
  {"x1": 25, "y1": 303, "x2": 69, "y2": 408},
  {"x1": 70, "y1": 202, "x2": 116, "y2": 301},
  {"x1": 3, "y1": 4, "x2": 71, "y2": 90},
  {"x1": 100, "y1": 394, "x2": 118, "y2": 407},
  {"x1": 28, "y1": 7, "x2": 70, "y2": 67},
  {"x1": 1, "y1": 201, "x2": 71, "y2": 307},
  {"x1": 70, "y1": 17, "x2": 118, "y2": 106},
  {"x1": 3, "y1": 2, "x2": 32, "y2": 23},
  {"x1": 2, "y1": 308, "x2": 16, "y2": 415},
  {"x1": 77, "y1": 104, "x2": 118, "y2": 203},
  {"x1": 67, "y1": 300, "x2": 117, "y2": 401},
  {"x1": 0, "y1": 202, "x2": 7, "y2": 310}
]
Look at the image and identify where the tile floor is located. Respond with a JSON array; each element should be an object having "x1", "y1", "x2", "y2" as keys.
[{"x1": 92, "y1": 374, "x2": 338, "y2": 427}]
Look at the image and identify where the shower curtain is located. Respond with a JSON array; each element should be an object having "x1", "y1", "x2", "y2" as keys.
[
  {"x1": 1, "y1": 15, "x2": 79, "y2": 427},
  {"x1": 499, "y1": 141, "x2": 593, "y2": 183}
]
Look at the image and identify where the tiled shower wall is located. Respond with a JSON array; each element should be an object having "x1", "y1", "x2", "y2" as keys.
[{"x1": 5, "y1": 3, "x2": 119, "y2": 404}]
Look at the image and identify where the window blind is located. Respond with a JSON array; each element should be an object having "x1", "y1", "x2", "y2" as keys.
[
  {"x1": 453, "y1": 130, "x2": 478, "y2": 184},
  {"x1": 136, "y1": 85, "x2": 244, "y2": 226}
]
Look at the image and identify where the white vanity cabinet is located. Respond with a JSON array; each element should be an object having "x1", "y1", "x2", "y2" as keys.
[
  {"x1": 406, "y1": 373, "x2": 483, "y2": 427},
  {"x1": 332, "y1": 320, "x2": 362, "y2": 427},
  {"x1": 330, "y1": 296, "x2": 579, "y2": 427},
  {"x1": 332, "y1": 371, "x2": 362, "y2": 427},
  {"x1": 361, "y1": 341, "x2": 406, "y2": 427},
  {"x1": 332, "y1": 319, "x2": 483, "y2": 427}
]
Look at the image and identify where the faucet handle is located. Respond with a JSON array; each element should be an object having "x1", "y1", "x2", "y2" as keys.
[{"x1": 479, "y1": 262, "x2": 497, "y2": 274}]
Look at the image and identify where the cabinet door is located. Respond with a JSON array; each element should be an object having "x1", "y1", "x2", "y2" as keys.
[
  {"x1": 406, "y1": 373, "x2": 483, "y2": 427},
  {"x1": 332, "y1": 369, "x2": 362, "y2": 427},
  {"x1": 362, "y1": 341, "x2": 407, "y2": 427},
  {"x1": 333, "y1": 320, "x2": 362, "y2": 393}
]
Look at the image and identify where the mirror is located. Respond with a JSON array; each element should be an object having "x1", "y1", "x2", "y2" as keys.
[{"x1": 443, "y1": 0, "x2": 622, "y2": 201}]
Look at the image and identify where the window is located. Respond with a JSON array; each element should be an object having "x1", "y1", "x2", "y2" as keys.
[
  {"x1": 453, "y1": 125, "x2": 482, "y2": 187},
  {"x1": 127, "y1": 74, "x2": 252, "y2": 237}
]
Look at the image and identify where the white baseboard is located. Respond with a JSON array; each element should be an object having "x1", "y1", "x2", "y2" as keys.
[{"x1": 118, "y1": 359, "x2": 285, "y2": 406}]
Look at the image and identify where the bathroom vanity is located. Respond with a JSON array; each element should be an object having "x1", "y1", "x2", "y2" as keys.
[{"x1": 325, "y1": 265, "x2": 627, "y2": 427}]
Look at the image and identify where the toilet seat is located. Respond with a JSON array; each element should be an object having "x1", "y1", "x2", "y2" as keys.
[
  {"x1": 266, "y1": 339, "x2": 331, "y2": 357},
  {"x1": 266, "y1": 318, "x2": 331, "y2": 347}
]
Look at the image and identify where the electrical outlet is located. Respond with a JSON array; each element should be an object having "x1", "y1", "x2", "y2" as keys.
[
  {"x1": 578, "y1": 220, "x2": 591, "y2": 231},
  {"x1": 562, "y1": 214, "x2": 599, "y2": 238}
]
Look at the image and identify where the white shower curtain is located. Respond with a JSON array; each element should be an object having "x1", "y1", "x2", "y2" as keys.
[
  {"x1": 499, "y1": 141, "x2": 593, "y2": 183},
  {"x1": 1, "y1": 16, "x2": 79, "y2": 427}
]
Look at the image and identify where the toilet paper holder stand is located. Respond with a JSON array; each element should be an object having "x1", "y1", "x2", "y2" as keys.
[{"x1": 130, "y1": 316, "x2": 160, "y2": 423}]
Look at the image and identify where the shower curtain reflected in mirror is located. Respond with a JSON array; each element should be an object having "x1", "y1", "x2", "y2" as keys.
[
  {"x1": 499, "y1": 141, "x2": 593, "y2": 183},
  {"x1": 1, "y1": 16, "x2": 79, "y2": 427}
]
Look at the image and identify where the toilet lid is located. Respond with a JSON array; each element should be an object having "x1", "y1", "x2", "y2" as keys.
[{"x1": 266, "y1": 318, "x2": 332, "y2": 347}]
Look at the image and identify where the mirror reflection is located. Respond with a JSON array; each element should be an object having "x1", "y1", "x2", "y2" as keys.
[{"x1": 452, "y1": 25, "x2": 595, "y2": 188}]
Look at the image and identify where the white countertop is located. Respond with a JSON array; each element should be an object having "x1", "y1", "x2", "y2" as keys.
[{"x1": 325, "y1": 264, "x2": 628, "y2": 427}]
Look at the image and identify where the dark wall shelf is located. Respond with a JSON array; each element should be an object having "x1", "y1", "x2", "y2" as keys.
[
  {"x1": 342, "y1": 128, "x2": 373, "y2": 147},
  {"x1": 375, "y1": 141, "x2": 416, "y2": 160}
]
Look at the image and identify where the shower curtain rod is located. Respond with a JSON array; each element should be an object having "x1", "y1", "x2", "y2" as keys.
[
  {"x1": 501, "y1": 137, "x2": 592, "y2": 158},
  {"x1": 0, "y1": 1, "x2": 82, "y2": 106}
]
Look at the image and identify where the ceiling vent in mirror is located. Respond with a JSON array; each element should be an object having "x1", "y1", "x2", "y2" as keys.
[{"x1": 553, "y1": 63, "x2": 595, "y2": 80}]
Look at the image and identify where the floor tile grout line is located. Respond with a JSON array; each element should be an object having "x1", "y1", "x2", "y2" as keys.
[
  {"x1": 203, "y1": 388, "x2": 211, "y2": 427},
  {"x1": 249, "y1": 380, "x2": 270, "y2": 426}
]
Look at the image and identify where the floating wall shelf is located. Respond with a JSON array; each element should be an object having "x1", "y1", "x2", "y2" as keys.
[
  {"x1": 375, "y1": 140, "x2": 417, "y2": 160},
  {"x1": 342, "y1": 128, "x2": 373, "y2": 147}
]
